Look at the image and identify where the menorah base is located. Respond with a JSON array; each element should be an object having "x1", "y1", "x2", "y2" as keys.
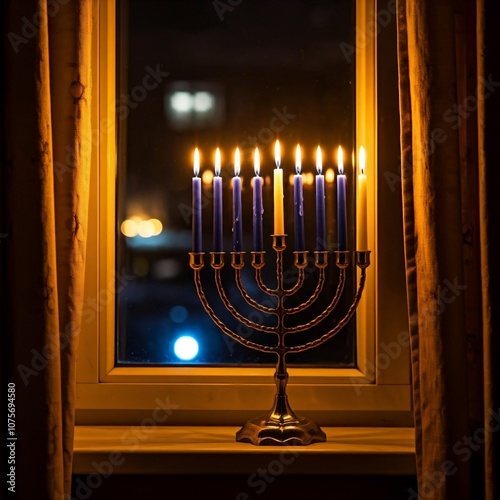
[{"x1": 236, "y1": 414, "x2": 326, "y2": 446}]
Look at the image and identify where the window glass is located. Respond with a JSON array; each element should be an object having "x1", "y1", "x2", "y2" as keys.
[{"x1": 116, "y1": 0, "x2": 357, "y2": 366}]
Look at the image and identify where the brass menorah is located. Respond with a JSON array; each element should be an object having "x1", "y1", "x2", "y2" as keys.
[{"x1": 190, "y1": 234, "x2": 370, "y2": 446}]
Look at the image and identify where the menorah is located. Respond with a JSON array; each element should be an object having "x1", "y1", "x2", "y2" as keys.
[
  {"x1": 189, "y1": 141, "x2": 370, "y2": 445},
  {"x1": 189, "y1": 236, "x2": 370, "y2": 446}
]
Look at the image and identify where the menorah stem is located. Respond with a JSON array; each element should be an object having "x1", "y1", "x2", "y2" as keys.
[
  {"x1": 235, "y1": 236, "x2": 327, "y2": 446},
  {"x1": 273, "y1": 352, "x2": 293, "y2": 415},
  {"x1": 235, "y1": 347, "x2": 326, "y2": 445}
]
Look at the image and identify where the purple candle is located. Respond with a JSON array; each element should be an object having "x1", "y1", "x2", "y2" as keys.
[
  {"x1": 315, "y1": 146, "x2": 326, "y2": 251},
  {"x1": 337, "y1": 146, "x2": 347, "y2": 251},
  {"x1": 253, "y1": 148, "x2": 264, "y2": 252},
  {"x1": 213, "y1": 148, "x2": 223, "y2": 252},
  {"x1": 232, "y1": 148, "x2": 243, "y2": 252},
  {"x1": 192, "y1": 148, "x2": 202, "y2": 252},
  {"x1": 294, "y1": 145, "x2": 305, "y2": 251}
]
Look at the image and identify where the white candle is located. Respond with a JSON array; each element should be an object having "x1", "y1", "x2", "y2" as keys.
[
  {"x1": 273, "y1": 140, "x2": 285, "y2": 235},
  {"x1": 357, "y1": 146, "x2": 368, "y2": 250}
]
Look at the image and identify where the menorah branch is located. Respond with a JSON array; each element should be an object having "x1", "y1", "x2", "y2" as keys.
[
  {"x1": 284, "y1": 268, "x2": 346, "y2": 334},
  {"x1": 286, "y1": 267, "x2": 368, "y2": 354},
  {"x1": 255, "y1": 268, "x2": 279, "y2": 296},
  {"x1": 234, "y1": 268, "x2": 277, "y2": 314},
  {"x1": 284, "y1": 268, "x2": 326, "y2": 315},
  {"x1": 215, "y1": 269, "x2": 276, "y2": 334}
]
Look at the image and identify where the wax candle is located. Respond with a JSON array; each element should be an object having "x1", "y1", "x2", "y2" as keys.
[
  {"x1": 253, "y1": 148, "x2": 264, "y2": 252},
  {"x1": 232, "y1": 148, "x2": 243, "y2": 252},
  {"x1": 337, "y1": 146, "x2": 347, "y2": 251},
  {"x1": 357, "y1": 146, "x2": 368, "y2": 250},
  {"x1": 292, "y1": 145, "x2": 305, "y2": 251},
  {"x1": 315, "y1": 146, "x2": 326, "y2": 251},
  {"x1": 273, "y1": 140, "x2": 285, "y2": 235},
  {"x1": 325, "y1": 167, "x2": 336, "y2": 250},
  {"x1": 192, "y1": 148, "x2": 202, "y2": 253},
  {"x1": 213, "y1": 148, "x2": 223, "y2": 252}
]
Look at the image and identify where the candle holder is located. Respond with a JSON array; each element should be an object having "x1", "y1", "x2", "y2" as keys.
[{"x1": 190, "y1": 235, "x2": 370, "y2": 446}]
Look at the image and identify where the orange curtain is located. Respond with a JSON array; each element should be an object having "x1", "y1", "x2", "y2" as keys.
[
  {"x1": 3, "y1": 1, "x2": 92, "y2": 498},
  {"x1": 477, "y1": 1, "x2": 500, "y2": 498},
  {"x1": 397, "y1": 0, "x2": 499, "y2": 498}
]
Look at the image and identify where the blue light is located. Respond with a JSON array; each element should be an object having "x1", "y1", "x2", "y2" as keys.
[
  {"x1": 170, "y1": 305, "x2": 188, "y2": 323},
  {"x1": 173, "y1": 335, "x2": 199, "y2": 361}
]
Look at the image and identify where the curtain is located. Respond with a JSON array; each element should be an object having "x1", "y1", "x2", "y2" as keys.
[
  {"x1": 3, "y1": 1, "x2": 92, "y2": 499},
  {"x1": 397, "y1": 0, "x2": 499, "y2": 498},
  {"x1": 477, "y1": 1, "x2": 500, "y2": 498}
]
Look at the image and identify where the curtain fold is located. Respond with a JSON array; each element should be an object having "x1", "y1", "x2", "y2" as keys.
[
  {"x1": 397, "y1": 0, "x2": 499, "y2": 498},
  {"x1": 4, "y1": 1, "x2": 92, "y2": 498},
  {"x1": 49, "y1": 2, "x2": 92, "y2": 493},
  {"x1": 476, "y1": 2, "x2": 500, "y2": 499}
]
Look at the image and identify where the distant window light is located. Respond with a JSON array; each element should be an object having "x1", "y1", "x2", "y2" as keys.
[
  {"x1": 170, "y1": 305, "x2": 188, "y2": 323},
  {"x1": 202, "y1": 169, "x2": 214, "y2": 185},
  {"x1": 152, "y1": 258, "x2": 182, "y2": 280},
  {"x1": 169, "y1": 91, "x2": 215, "y2": 114},
  {"x1": 193, "y1": 91, "x2": 214, "y2": 112},
  {"x1": 121, "y1": 217, "x2": 163, "y2": 238},
  {"x1": 121, "y1": 219, "x2": 139, "y2": 238},
  {"x1": 164, "y1": 82, "x2": 225, "y2": 130},
  {"x1": 170, "y1": 91, "x2": 194, "y2": 113}
]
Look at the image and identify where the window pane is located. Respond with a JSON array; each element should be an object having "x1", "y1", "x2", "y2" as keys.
[{"x1": 116, "y1": 0, "x2": 357, "y2": 366}]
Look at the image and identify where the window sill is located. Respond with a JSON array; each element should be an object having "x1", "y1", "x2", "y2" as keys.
[{"x1": 73, "y1": 426, "x2": 416, "y2": 475}]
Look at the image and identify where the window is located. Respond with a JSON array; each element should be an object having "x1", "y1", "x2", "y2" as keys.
[
  {"x1": 115, "y1": 0, "x2": 357, "y2": 368},
  {"x1": 77, "y1": 0, "x2": 411, "y2": 428}
]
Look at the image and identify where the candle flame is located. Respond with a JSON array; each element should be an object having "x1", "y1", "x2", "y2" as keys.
[
  {"x1": 274, "y1": 140, "x2": 281, "y2": 168},
  {"x1": 215, "y1": 147, "x2": 221, "y2": 176},
  {"x1": 234, "y1": 147, "x2": 241, "y2": 176},
  {"x1": 337, "y1": 146, "x2": 344, "y2": 175},
  {"x1": 254, "y1": 147, "x2": 260, "y2": 176},
  {"x1": 359, "y1": 146, "x2": 366, "y2": 175},
  {"x1": 316, "y1": 146, "x2": 322, "y2": 175},
  {"x1": 295, "y1": 144, "x2": 301, "y2": 174},
  {"x1": 194, "y1": 148, "x2": 200, "y2": 176}
]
